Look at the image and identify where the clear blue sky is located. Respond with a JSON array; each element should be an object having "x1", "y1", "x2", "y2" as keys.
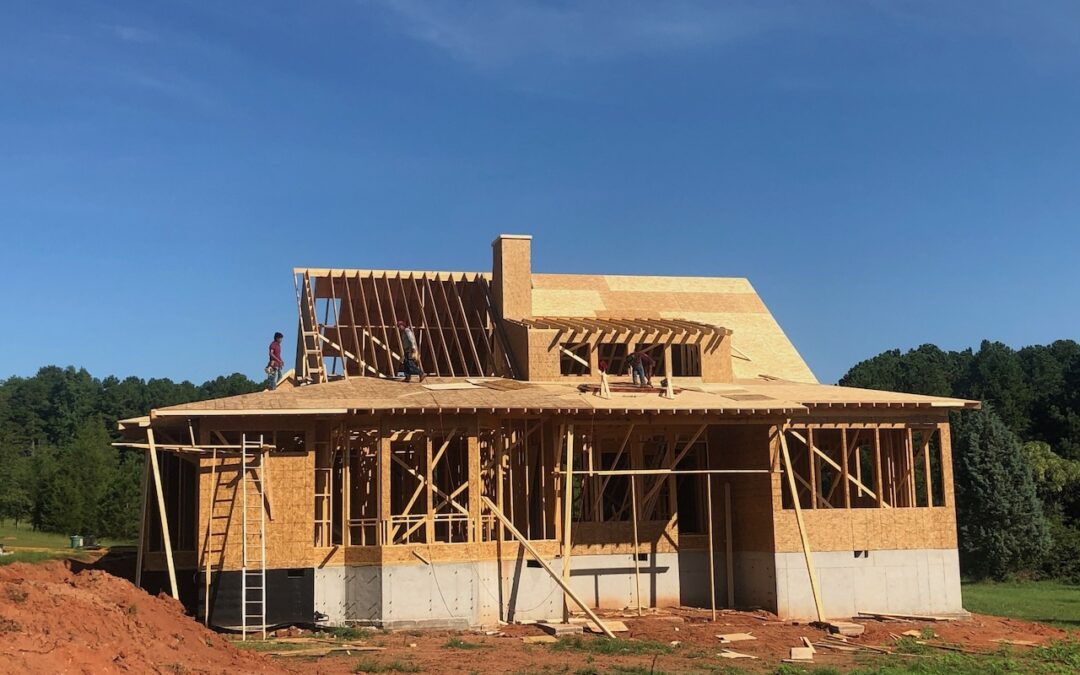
[{"x1": 3, "y1": 1, "x2": 1078, "y2": 385}]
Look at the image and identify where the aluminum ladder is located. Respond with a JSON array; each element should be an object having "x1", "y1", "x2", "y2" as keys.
[{"x1": 241, "y1": 433, "x2": 267, "y2": 639}]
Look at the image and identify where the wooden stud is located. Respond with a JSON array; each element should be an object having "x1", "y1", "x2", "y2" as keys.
[
  {"x1": 561, "y1": 423, "x2": 575, "y2": 623},
  {"x1": 630, "y1": 475, "x2": 642, "y2": 616},
  {"x1": 874, "y1": 428, "x2": 885, "y2": 508},
  {"x1": 724, "y1": 482, "x2": 734, "y2": 609},
  {"x1": 807, "y1": 428, "x2": 817, "y2": 510},
  {"x1": 778, "y1": 428, "x2": 825, "y2": 622},
  {"x1": 482, "y1": 496, "x2": 615, "y2": 638},
  {"x1": 146, "y1": 428, "x2": 179, "y2": 600},
  {"x1": 135, "y1": 452, "x2": 150, "y2": 588},
  {"x1": 840, "y1": 428, "x2": 851, "y2": 509}
]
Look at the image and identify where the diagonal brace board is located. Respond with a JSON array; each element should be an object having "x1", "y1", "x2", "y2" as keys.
[{"x1": 481, "y1": 496, "x2": 615, "y2": 638}]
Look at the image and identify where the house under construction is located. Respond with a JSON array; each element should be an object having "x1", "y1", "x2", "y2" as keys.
[{"x1": 118, "y1": 234, "x2": 978, "y2": 634}]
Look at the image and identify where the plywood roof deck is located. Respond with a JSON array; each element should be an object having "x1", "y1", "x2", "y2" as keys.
[
  {"x1": 143, "y1": 376, "x2": 976, "y2": 421},
  {"x1": 531, "y1": 273, "x2": 814, "y2": 383}
]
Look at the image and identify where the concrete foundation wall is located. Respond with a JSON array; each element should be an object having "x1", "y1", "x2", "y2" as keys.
[
  {"x1": 774, "y1": 548, "x2": 964, "y2": 619},
  {"x1": 314, "y1": 551, "x2": 689, "y2": 627}
]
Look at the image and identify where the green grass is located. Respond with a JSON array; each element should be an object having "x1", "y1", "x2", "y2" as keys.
[
  {"x1": 352, "y1": 657, "x2": 422, "y2": 673},
  {"x1": 230, "y1": 640, "x2": 311, "y2": 653},
  {"x1": 0, "y1": 519, "x2": 134, "y2": 550},
  {"x1": 963, "y1": 580, "x2": 1080, "y2": 628},
  {"x1": 550, "y1": 636, "x2": 674, "y2": 656},
  {"x1": 442, "y1": 637, "x2": 484, "y2": 650},
  {"x1": 328, "y1": 625, "x2": 373, "y2": 641}
]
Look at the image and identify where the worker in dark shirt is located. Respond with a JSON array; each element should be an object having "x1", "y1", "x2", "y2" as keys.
[
  {"x1": 397, "y1": 320, "x2": 426, "y2": 382},
  {"x1": 628, "y1": 350, "x2": 655, "y2": 387},
  {"x1": 267, "y1": 332, "x2": 285, "y2": 390}
]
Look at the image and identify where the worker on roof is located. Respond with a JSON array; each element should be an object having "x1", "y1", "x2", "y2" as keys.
[
  {"x1": 627, "y1": 350, "x2": 655, "y2": 388},
  {"x1": 266, "y1": 331, "x2": 284, "y2": 390},
  {"x1": 397, "y1": 320, "x2": 426, "y2": 383}
]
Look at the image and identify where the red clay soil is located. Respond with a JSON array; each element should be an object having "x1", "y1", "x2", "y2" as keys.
[
  {"x1": 0, "y1": 561, "x2": 1071, "y2": 674},
  {"x1": 0, "y1": 560, "x2": 286, "y2": 675}
]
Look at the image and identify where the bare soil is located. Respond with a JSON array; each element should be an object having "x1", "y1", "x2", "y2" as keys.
[
  {"x1": 0, "y1": 561, "x2": 1069, "y2": 674},
  {"x1": 0, "y1": 560, "x2": 288, "y2": 674}
]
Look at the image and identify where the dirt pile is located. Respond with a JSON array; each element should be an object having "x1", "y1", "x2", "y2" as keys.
[{"x1": 0, "y1": 561, "x2": 286, "y2": 674}]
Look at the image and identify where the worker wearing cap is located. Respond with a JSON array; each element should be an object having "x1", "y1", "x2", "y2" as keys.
[{"x1": 397, "y1": 320, "x2": 426, "y2": 382}]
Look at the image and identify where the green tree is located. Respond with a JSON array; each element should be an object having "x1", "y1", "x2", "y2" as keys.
[
  {"x1": 98, "y1": 451, "x2": 144, "y2": 539},
  {"x1": 953, "y1": 406, "x2": 1050, "y2": 579}
]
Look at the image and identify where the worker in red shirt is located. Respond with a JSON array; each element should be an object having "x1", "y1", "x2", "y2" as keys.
[
  {"x1": 266, "y1": 332, "x2": 284, "y2": 389},
  {"x1": 627, "y1": 350, "x2": 655, "y2": 387}
]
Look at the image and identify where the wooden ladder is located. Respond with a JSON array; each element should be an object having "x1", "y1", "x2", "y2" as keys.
[
  {"x1": 294, "y1": 271, "x2": 326, "y2": 384},
  {"x1": 240, "y1": 434, "x2": 267, "y2": 640}
]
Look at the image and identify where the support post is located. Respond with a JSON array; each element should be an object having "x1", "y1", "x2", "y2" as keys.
[
  {"x1": 873, "y1": 427, "x2": 885, "y2": 508},
  {"x1": 561, "y1": 423, "x2": 575, "y2": 623},
  {"x1": 706, "y1": 476, "x2": 716, "y2": 621},
  {"x1": 204, "y1": 448, "x2": 218, "y2": 626},
  {"x1": 840, "y1": 428, "x2": 851, "y2": 509},
  {"x1": 724, "y1": 482, "x2": 734, "y2": 609},
  {"x1": 779, "y1": 428, "x2": 825, "y2": 622},
  {"x1": 630, "y1": 476, "x2": 642, "y2": 616},
  {"x1": 482, "y1": 496, "x2": 616, "y2": 638},
  {"x1": 146, "y1": 428, "x2": 178, "y2": 600}
]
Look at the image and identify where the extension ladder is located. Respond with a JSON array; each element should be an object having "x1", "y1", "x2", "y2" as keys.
[
  {"x1": 241, "y1": 434, "x2": 267, "y2": 640},
  {"x1": 293, "y1": 271, "x2": 326, "y2": 384}
]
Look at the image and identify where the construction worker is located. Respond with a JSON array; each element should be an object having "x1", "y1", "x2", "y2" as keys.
[
  {"x1": 397, "y1": 320, "x2": 426, "y2": 382},
  {"x1": 627, "y1": 350, "x2": 655, "y2": 387},
  {"x1": 266, "y1": 332, "x2": 284, "y2": 390}
]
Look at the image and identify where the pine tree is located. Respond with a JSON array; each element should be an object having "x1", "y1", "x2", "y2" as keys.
[{"x1": 953, "y1": 406, "x2": 1050, "y2": 579}]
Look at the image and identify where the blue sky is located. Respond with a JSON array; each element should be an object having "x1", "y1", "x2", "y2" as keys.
[{"x1": 2, "y1": 1, "x2": 1078, "y2": 385}]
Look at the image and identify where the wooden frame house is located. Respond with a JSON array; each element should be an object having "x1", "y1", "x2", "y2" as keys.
[{"x1": 118, "y1": 234, "x2": 977, "y2": 633}]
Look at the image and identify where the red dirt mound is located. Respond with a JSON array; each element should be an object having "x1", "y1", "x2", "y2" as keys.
[{"x1": 0, "y1": 560, "x2": 286, "y2": 674}]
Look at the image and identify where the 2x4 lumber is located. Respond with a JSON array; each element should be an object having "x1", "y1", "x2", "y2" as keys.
[
  {"x1": 342, "y1": 271, "x2": 365, "y2": 378},
  {"x1": 592, "y1": 424, "x2": 634, "y2": 518},
  {"x1": 423, "y1": 275, "x2": 456, "y2": 376},
  {"x1": 874, "y1": 428, "x2": 885, "y2": 508},
  {"x1": 840, "y1": 428, "x2": 851, "y2": 509},
  {"x1": 562, "y1": 423, "x2": 575, "y2": 622},
  {"x1": 807, "y1": 428, "x2": 817, "y2": 510},
  {"x1": 329, "y1": 273, "x2": 348, "y2": 379},
  {"x1": 778, "y1": 429, "x2": 826, "y2": 622},
  {"x1": 788, "y1": 430, "x2": 884, "y2": 507},
  {"x1": 724, "y1": 482, "x2": 734, "y2": 608},
  {"x1": 450, "y1": 276, "x2": 484, "y2": 374},
  {"x1": 370, "y1": 272, "x2": 397, "y2": 376},
  {"x1": 146, "y1": 428, "x2": 179, "y2": 600},
  {"x1": 406, "y1": 274, "x2": 440, "y2": 376},
  {"x1": 435, "y1": 275, "x2": 470, "y2": 375},
  {"x1": 355, "y1": 271, "x2": 382, "y2": 377},
  {"x1": 639, "y1": 424, "x2": 708, "y2": 516},
  {"x1": 706, "y1": 476, "x2": 716, "y2": 621},
  {"x1": 560, "y1": 345, "x2": 590, "y2": 369},
  {"x1": 425, "y1": 436, "x2": 435, "y2": 543},
  {"x1": 923, "y1": 430, "x2": 934, "y2": 507},
  {"x1": 630, "y1": 475, "x2": 642, "y2": 615},
  {"x1": 382, "y1": 273, "x2": 406, "y2": 372},
  {"x1": 481, "y1": 496, "x2": 615, "y2": 638}
]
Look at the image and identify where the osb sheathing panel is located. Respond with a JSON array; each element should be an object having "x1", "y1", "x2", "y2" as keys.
[
  {"x1": 773, "y1": 507, "x2": 958, "y2": 553},
  {"x1": 709, "y1": 425, "x2": 776, "y2": 552},
  {"x1": 531, "y1": 274, "x2": 815, "y2": 383},
  {"x1": 197, "y1": 451, "x2": 314, "y2": 573}
]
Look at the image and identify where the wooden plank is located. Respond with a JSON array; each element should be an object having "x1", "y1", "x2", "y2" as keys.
[
  {"x1": 874, "y1": 428, "x2": 885, "y2": 508},
  {"x1": 807, "y1": 428, "x2": 817, "y2": 510},
  {"x1": 408, "y1": 274, "x2": 441, "y2": 377},
  {"x1": 789, "y1": 430, "x2": 883, "y2": 506},
  {"x1": 779, "y1": 428, "x2": 825, "y2": 622},
  {"x1": 923, "y1": 430, "x2": 934, "y2": 507},
  {"x1": 423, "y1": 275, "x2": 456, "y2": 377},
  {"x1": 450, "y1": 275, "x2": 484, "y2": 374},
  {"x1": 630, "y1": 475, "x2": 642, "y2": 616},
  {"x1": 840, "y1": 428, "x2": 851, "y2": 509},
  {"x1": 146, "y1": 428, "x2": 179, "y2": 600},
  {"x1": 481, "y1": 496, "x2": 616, "y2": 638},
  {"x1": 435, "y1": 275, "x2": 470, "y2": 375},
  {"x1": 561, "y1": 424, "x2": 575, "y2": 623},
  {"x1": 724, "y1": 482, "x2": 734, "y2": 609},
  {"x1": 342, "y1": 272, "x2": 366, "y2": 378}
]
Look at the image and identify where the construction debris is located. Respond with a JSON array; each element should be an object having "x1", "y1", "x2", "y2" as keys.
[
  {"x1": 858, "y1": 611, "x2": 956, "y2": 622},
  {"x1": 820, "y1": 620, "x2": 865, "y2": 636},
  {"x1": 716, "y1": 632, "x2": 756, "y2": 643},
  {"x1": 788, "y1": 646, "x2": 815, "y2": 661},
  {"x1": 718, "y1": 649, "x2": 757, "y2": 659},
  {"x1": 537, "y1": 622, "x2": 583, "y2": 637},
  {"x1": 522, "y1": 636, "x2": 557, "y2": 644}
]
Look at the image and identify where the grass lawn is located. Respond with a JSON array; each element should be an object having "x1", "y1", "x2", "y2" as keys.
[
  {"x1": 0, "y1": 519, "x2": 135, "y2": 566},
  {"x1": 963, "y1": 580, "x2": 1080, "y2": 629}
]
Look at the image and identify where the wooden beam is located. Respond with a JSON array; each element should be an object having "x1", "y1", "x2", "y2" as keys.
[
  {"x1": 630, "y1": 475, "x2": 642, "y2": 616},
  {"x1": 840, "y1": 428, "x2": 851, "y2": 509},
  {"x1": 561, "y1": 423, "x2": 575, "y2": 623},
  {"x1": 706, "y1": 476, "x2": 716, "y2": 621},
  {"x1": 779, "y1": 428, "x2": 825, "y2": 622},
  {"x1": 874, "y1": 428, "x2": 885, "y2": 508},
  {"x1": 724, "y1": 482, "x2": 734, "y2": 608},
  {"x1": 788, "y1": 430, "x2": 884, "y2": 507},
  {"x1": 482, "y1": 496, "x2": 616, "y2": 638},
  {"x1": 146, "y1": 428, "x2": 178, "y2": 600}
]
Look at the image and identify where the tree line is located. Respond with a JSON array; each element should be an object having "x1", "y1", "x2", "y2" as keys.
[
  {"x1": 2, "y1": 342, "x2": 1078, "y2": 583},
  {"x1": 841, "y1": 339, "x2": 1080, "y2": 581},
  {"x1": 0, "y1": 366, "x2": 262, "y2": 540}
]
